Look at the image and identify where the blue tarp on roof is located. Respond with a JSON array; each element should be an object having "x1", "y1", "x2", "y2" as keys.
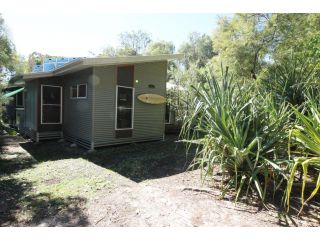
[{"x1": 32, "y1": 57, "x2": 81, "y2": 73}]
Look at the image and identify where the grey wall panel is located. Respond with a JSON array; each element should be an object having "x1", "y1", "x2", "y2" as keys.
[
  {"x1": 62, "y1": 68, "x2": 93, "y2": 142},
  {"x1": 93, "y1": 61, "x2": 167, "y2": 146}
]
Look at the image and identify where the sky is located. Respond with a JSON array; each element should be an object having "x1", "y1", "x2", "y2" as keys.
[
  {"x1": 2, "y1": 13, "x2": 226, "y2": 57},
  {"x1": 1, "y1": 0, "x2": 316, "y2": 58}
]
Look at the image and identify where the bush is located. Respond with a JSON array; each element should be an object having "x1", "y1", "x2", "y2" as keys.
[
  {"x1": 286, "y1": 97, "x2": 320, "y2": 213},
  {"x1": 260, "y1": 52, "x2": 320, "y2": 107},
  {"x1": 181, "y1": 66, "x2": 292, "y2": 203}
]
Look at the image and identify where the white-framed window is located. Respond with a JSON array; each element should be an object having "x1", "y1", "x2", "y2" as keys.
[
  {"x1": 70, "y1": 84, "x2": 87, "y2": 99},
  {"x1": 115, "y1": 85, "x2": 134, "y2": 130},
  {"x1": 16, "y1": 91, "x2": 24, "y2": 108},
  {"x1": 41, "y1": 85, "x2": 62, "y2": 124}
]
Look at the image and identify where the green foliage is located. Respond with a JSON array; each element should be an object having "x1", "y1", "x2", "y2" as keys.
[
  {"x1": 181, "y1": 67, "x2": 291, "y2": 203},
  {"x1": 116, "y1": 47, "x2": 137, "y2": 56},
  {"x1": 118, "y1": 30, "x2": 152, "y2": 55},
  {"x1": 145, "y1": 40, "x2": 175, "y2": 55},
  {"x1": 212, "y1": 14, "x2": 273, "y2": 79},
  {"x1": 212, "y1": 14, "x2": 320, "y2": 80},
  {"x1": 286, "y1": 98, "x2": 320, "y2": 213},
  {"x1": 0, "y1": 14, "x2": 15, "y2": 80},
  {"x1": 26, "y1": 52, "x2": 62, "y2": 72},
  {"x1": 167, "y1": 63, "x2": 206, "y2": 123},
  {"x1": 179, "y1": 32, "x2": 215, "y2": 69},
  {"x1": 100, "y1": 30, "x2": 153, "y2": 57},
  {"x1": 269, "y1": 14, "x2": 320, "y2": 60},
  {"x1": 260, "y1": 51, "x2": 319, "y2": 107},
  {"x1": 99, "y1": 45, "x2": 117, "y2": 57}
]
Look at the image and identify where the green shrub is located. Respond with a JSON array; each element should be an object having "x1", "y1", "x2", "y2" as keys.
[
  {"x1": 261, "y1": 52, "x2": 319, "y2": 108},
  {"x1": 181, "y1": 66, "x2": 292, "y2": 203},
  {"x1": 286, "y1": 98, "x2": 320, "y2": 213}
]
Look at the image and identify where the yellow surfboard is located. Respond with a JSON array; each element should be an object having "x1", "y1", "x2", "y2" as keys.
[{"x1": 137, "y1": 94, "x2": 166, "y2": 104}]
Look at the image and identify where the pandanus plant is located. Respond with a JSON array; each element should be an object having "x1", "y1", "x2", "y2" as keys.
[
  {"x1": 286, "y1": 98, "x2": 320, "y2": 214},
  {"x1": 181, "y1": 66, "x2": 291, "y2": 203}
]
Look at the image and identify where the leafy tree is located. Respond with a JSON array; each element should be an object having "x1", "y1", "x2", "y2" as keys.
[
  {"x1": 11, "y1": 54, "x2": 28, "y2": 75},
  {"x1": 168, "y1": 63, "x2": 207, "y2": 123},
  {"x1": 179, "y1": 32, "x2": 215, "y2": 69},
  {"x1": 27, "y1": 52, "x2": 45, "y2": 71},
  {"x1": 212, "y1": 14, "x2": 320, "y2": 80},
  {"x1": 25, "y1": 52, "x2": 63, "y2": 72},
  {"x1": 268, "y1": 14, "x2": 320, "y2": 60},
  {"x1": 116, "y1": 47, "x2": 137, "y2": 56},
  {"x1": 0, "y1": 14, "x2": 15, "y2": 81},
  {"x1": 145, "y1": 40, "x2": 175, "y2": 55},
  {"x1": 212, "y1": 14, "x2": 276, "y2": 79},
  {"x1": 99, "y1": 46, "x2": 117, "y2": 57},
  {"x1": 118, "y1": 30, "x2": 152, "y2": 55}
]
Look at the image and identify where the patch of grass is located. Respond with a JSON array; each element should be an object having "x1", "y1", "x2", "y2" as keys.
[
  {"x1": 1, "y1": 135, "x2": 192, "y2": 225},
  {"x1": 13, "y1": 158, "x2": 114, "y2": 199}
]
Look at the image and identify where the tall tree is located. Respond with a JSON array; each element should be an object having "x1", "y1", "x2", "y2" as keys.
[
  {"x1": 0, "y1": 14, "x2": 15, "y2": 81},
  {"x1": 118, "y1": 30, "x2": 152, "y2": 55},
  {"x1": 99, "y1": 46, "x2": 117, "y2": 57},
  {"x1": 179, "y1": 32, "x2": 215, "y2": 69},
  {"x1": 27, "y1": 51, "x2": 44, "y2": 71},
  {"x1": 212, "y1": 13, "x2": 320, "y2": 79},
  {"x1": 145, "y1": 40, "x2": 175, "y2": 55}
]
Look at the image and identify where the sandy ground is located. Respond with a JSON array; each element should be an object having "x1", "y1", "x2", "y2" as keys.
[{"x1": 0, "y1": 135, "x2": 319, "y2": 227}]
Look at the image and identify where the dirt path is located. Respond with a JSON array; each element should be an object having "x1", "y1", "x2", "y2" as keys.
[
  {"x1": 88, "y1": 171, "x2": 320, "y2": 227},
  {"x1": 1, "y1": 135, "x2": 319, "y2": 227},
  {"x1": 88, "y1": 172, "x2": 278, "y2": 227}
]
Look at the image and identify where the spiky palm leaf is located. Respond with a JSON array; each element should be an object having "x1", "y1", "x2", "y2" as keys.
[
  {"x1": 286, "y1": 99, "x2": 320, "y2": 213},
  {"x1": 181, "y1": 66, "x2": 291, "y2": 203}
]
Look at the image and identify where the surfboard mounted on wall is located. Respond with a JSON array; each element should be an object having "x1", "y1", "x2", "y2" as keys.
[{"x1": 137, "y1": 94, "x2": 166, "y2": 105}]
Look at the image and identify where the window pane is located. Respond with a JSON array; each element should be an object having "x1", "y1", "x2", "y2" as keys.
[
  {"x1": 16, "y1": 92, "x2": 24, "y2": 106},
  {"x1": 43, "y1": 86, "x2": 61, "y2": 104},
  {"x1": 117, "y1": 108, "x2": 132, "y2": 129},
  {"x1": 42, "y1": 105, "x2": 61, "y2": 123},
  {"x1": 71, "y1": 86, "x2": 77, "y2": 98},
  {"x1": 117, "y1": 87, "x2": 132, "y2": 108},
  {"x1": 78, "y1": 84, "x2": 87, "y2": 98}
]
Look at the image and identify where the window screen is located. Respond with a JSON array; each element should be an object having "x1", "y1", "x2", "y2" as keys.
[
  {"x1": 70, "y1": 84, "x2": 87, "y2": 98},
  {"x1": 117, "y1": 87, "x2": 133, "y2": 108},
  {"x1": 42, "y1": 86, "x2": 61, "y2": 104},
  {"x1": 117, "y1": 108, "x2": 133, "y2": 129},
  {"x1": 78, "y1": 84, "x2": 87, "y2": 98},
  {"x1": 41, "y1": 85, "x2": 62, "y2": 124}
]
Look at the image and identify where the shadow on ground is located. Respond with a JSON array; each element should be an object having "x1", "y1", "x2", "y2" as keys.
[
  {"x1": 0, "y1": 177, "x2": 88, "y2": 226},
  {"x1": 0, "y1": 135, "x2": 89, "y2": 226},
  {"x1": 19, "y1": 134, "x2": 194, "y2": 182},
  {"x1": 1, "y1": 134, "x2": 193, "y2": 226}
]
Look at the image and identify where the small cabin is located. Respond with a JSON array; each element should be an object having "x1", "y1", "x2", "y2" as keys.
[{"x1": 8, "y1": 54, "x2": 182, "y2": 149}]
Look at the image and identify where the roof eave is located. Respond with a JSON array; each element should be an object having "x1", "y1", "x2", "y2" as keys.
[
  {"x1": 21, "y1": 54, "x2": 184, "y2": 80},
  {"x1": 83, "y1": 54, "x2": 184, "y2": 66}
]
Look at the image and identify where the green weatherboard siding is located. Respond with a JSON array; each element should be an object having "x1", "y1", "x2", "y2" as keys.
[
  {"x1": 92, "y1": 61, "x2": 167, "y2": 147},
  {"x1": 20, "y1": 60, "x2": 168, "y2": 149}
]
